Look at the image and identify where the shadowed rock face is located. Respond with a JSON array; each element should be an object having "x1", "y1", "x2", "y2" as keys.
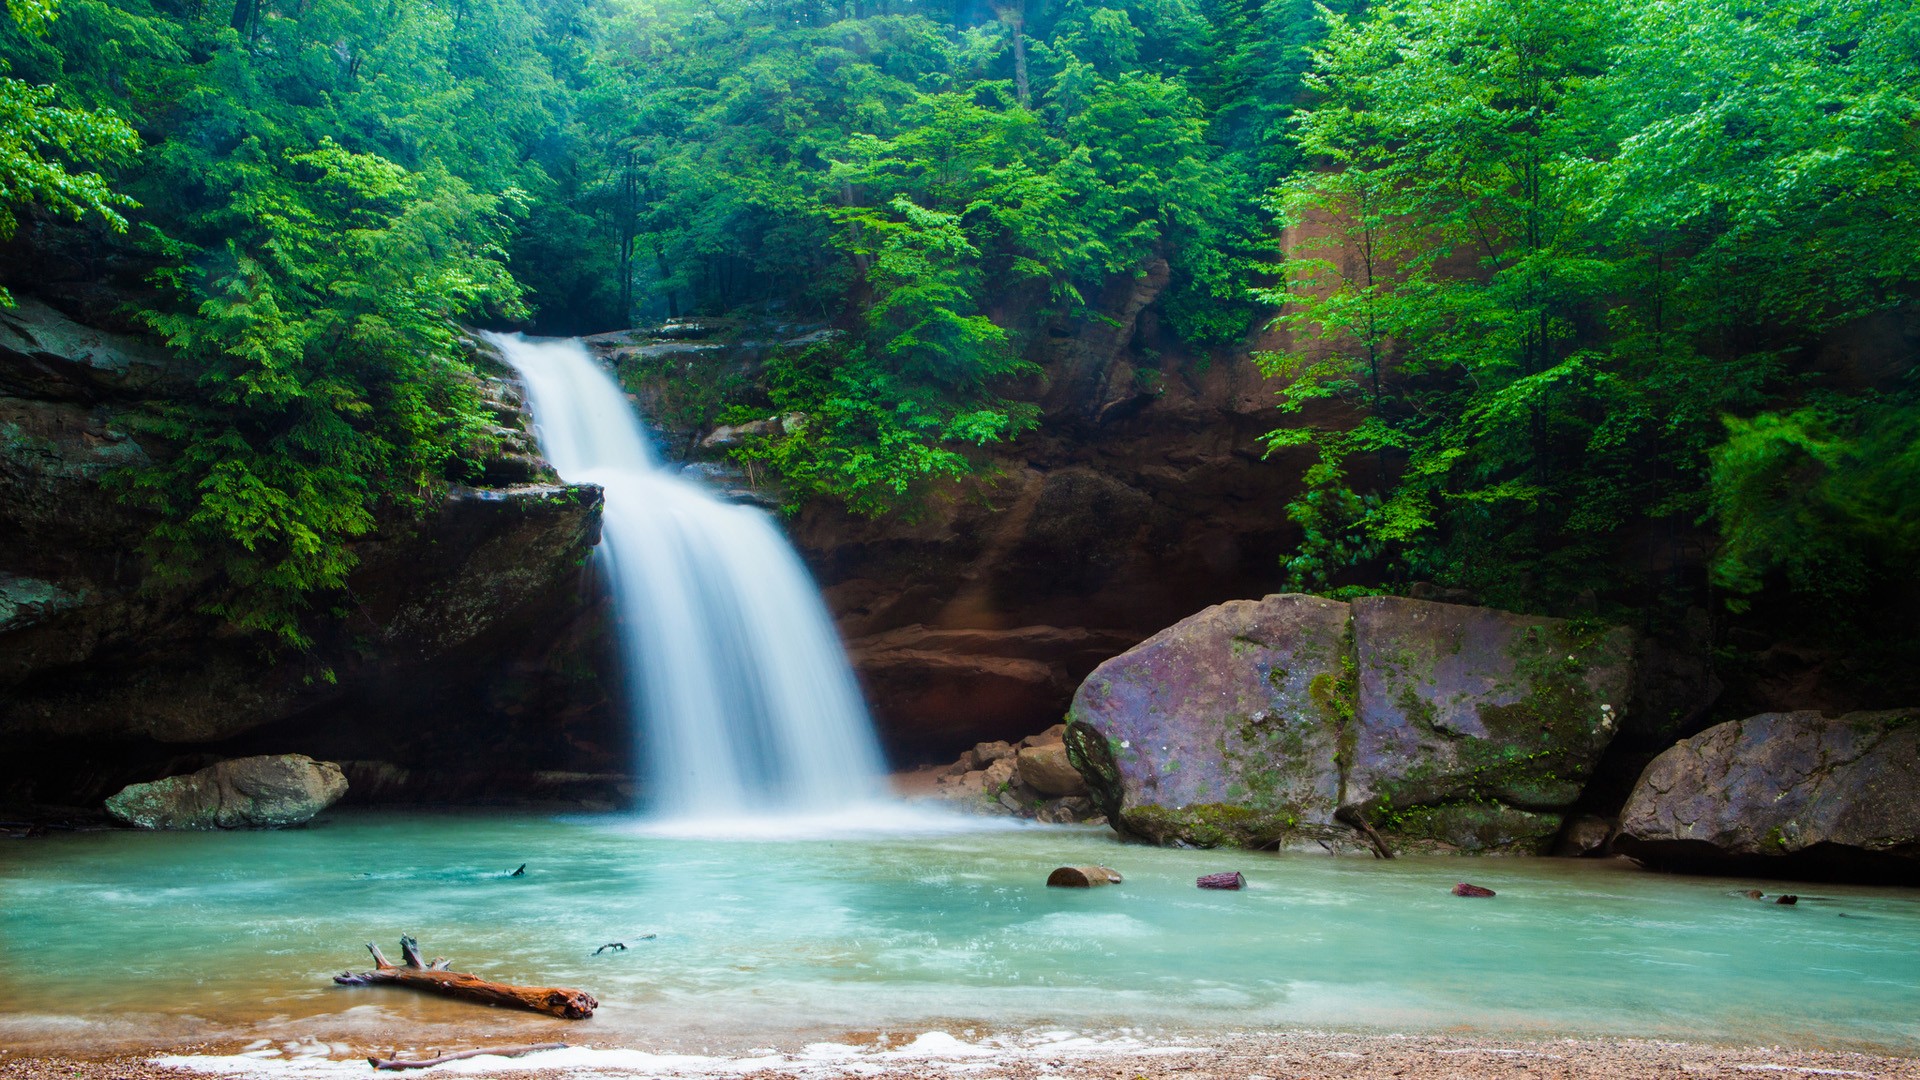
[
  {"x1": 1065, "y1": 594, "x2": 1635, "y2": 853},
  {"x1": 1616, "y1": 710, "x2": 1920, "y2": 883},
  {"x1": 844, "y1": 624, "x2": 1140, "y2": 759},
  {"x1": 1, "y1": 298, "x2": 623, "y2": 813},
  {"x1": 105, "y1": 754, "x2": 349, "y2": 829}
]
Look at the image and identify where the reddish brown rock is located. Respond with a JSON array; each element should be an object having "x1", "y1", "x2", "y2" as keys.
[{"x1": 1196, "y1": 871, "x2": 1246, "y2": 890}]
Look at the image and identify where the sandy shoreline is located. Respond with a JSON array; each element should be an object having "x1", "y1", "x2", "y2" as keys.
[{"x1": 4, "y1": 1030, "x2": 1918, "y2": 1080}]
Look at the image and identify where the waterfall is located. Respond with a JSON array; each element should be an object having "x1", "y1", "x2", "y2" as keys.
[{"x1": 486, "y1": 333, "x2": 889, "y2": 819}]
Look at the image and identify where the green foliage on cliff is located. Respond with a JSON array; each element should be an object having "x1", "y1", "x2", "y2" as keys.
[
  {"x1": 567, "y1": 0, "x2": 1290, "y2": 512},
  {"x1": 125, "y1": 141, "x2": 524, "y2": 645},
  {"x1": 0, "y1": 0, "x2": 138, "y2": 307},
  {"x1": 1260, "y1": 0, "x2": 1920, "y2": 630},
  {"x1": 4, "y1": 0, "x2": 537, "y2": 644},
  {"x1": 5, "y1": 0, "x2": 1329, "y2": 642}
]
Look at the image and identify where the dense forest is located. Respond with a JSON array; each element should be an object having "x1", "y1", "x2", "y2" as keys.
[{"x1": 2, "y1": 0, "x2": 1915, "y2": 689}]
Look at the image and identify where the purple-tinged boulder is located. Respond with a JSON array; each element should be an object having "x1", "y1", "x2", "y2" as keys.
[
  {"x1": 1343, "y1": 597, "x2": 1634, "y2": 852},
  {"x1": 1065, "y1": 593, "x2": 1634, "y2": 852},
  {"x1": 1616, "y1": 709, "x2": 1920, "y2": 883},
  {"x1": 1064, "y1": 593, "x2": 1354, "y2": 848}
]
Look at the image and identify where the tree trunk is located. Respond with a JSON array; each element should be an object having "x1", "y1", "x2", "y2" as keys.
[{"x1": 334, "y1": 937, "x2": 598, "y2": 1019}]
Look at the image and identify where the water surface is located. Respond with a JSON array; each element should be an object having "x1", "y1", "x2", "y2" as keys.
[{"x1": 2, "y1": 810, "x2": 1915, "y2": 1054}]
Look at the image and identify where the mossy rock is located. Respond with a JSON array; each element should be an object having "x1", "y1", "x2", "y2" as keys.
[
  {"x1": 1376, "y1": 801, "x2": 1565, "y2": 855},
  {"x1": 1344, "y1": 596, "x2": 1632, "y2": 822},
  {"x1": 1065, "y1": 593, "x2": 1633, "y2": 853},
  {"x1": 1065, "y1": 594, "x2": 1352, "y2": 837}
]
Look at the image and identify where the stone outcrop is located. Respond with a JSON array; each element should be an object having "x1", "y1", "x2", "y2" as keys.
[
  {"x1": 104, "y1": 754, "x2": 349, "y2": 829},
  {"x1": 927, "y1": 724, "x2": 1103, "y2": 823},
  {"x1": 1064, "y1": 594, "x2": 1634, "y2": 852},
  {"x1": 1, "y1": 296, "x2": 622, "y2": 813},
  {"x1": 1615, "y1": 709, "x2": 1920, "y2": 882}
]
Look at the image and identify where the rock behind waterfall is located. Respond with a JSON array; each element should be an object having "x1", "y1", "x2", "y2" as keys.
[
  {"x1": 1615, "y1": 710, "x2": 1920, "y2": 881},
  {"x1": 105, "y1": 754, "x2": 349, "y2": 829}
]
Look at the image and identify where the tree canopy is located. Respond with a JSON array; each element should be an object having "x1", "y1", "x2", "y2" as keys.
[{"x1": 2, "y1": 0, "x2": 1914, "y2": 670}]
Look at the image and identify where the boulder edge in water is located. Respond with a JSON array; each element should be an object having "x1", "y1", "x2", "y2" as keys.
[
  {"x1": 105, "y1": 754, "x2": 349, "y2": 829},
  {"x1": 1615, "y1": 709, "x2": 1920, "y2": 883}
]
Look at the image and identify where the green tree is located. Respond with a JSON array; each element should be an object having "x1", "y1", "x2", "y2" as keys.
[{"x1": 1258, "y1": 0, "x2": 1918, "y2": 615}]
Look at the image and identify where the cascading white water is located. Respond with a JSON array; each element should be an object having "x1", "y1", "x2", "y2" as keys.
[{"x1": 486, "y1": 333, "x2": 889, "y2": 820}]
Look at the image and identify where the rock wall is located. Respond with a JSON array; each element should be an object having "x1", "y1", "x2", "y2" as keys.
[
  {"x1": 0, "y1": 297, "x2": 625, "y2": 814},
  {"x1": 1062, "y1": 593, "x2": 1635, "y2": 853}
]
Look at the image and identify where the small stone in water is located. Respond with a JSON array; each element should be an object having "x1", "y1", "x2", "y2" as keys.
[
  {"x1": 1775, "y1": 894, "x2": 1799, "y2": 905},
  {"x1": 1197, "y1": 871, "x2": 1246, "y2": 890},
  {"x1": 1453, "y1": 882, "x2": 1496, "y2": 898}
]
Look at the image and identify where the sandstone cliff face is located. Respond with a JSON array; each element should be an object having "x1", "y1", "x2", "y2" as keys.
[
  {"x1": 1063, "y1": 594, "x2": 1635, "y2": 853},
  {"x1": 0, "y1": 298, "x2": 622, "y2": 812}
]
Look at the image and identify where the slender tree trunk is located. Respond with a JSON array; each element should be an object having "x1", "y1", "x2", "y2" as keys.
[
  {"x1": 617, "y1": 153, "x2": 638, "y2": 326},
  {"x1": 654, "y1": 244, "x2": 678, "y2": 319},
  {"x1": 1010, "y1": 7, "x2": 1029, "y2": 107}
]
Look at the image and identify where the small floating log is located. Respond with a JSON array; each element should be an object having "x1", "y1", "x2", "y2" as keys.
[
  {"x1": 368, "y1": 1043, "x2": 567, "y2": 1070},
  {"x1": 1047, "y1": 865, "x2": 1123, "y2": 887},
  {"x1": 334, "y1": 936, "x2": 597, "y2": 1019},
  {"x1": 1775, "y1": 893, "x2": 1799, "y2": 905},
  {"x1": 1452, "y1": 882, "x2": 1496, "y2": 898},
  {"x1": 1196, "y1": 871, "x2": 1245, "y2": 890}
]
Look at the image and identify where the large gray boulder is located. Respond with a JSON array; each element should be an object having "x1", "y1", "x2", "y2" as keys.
[
  {"x1": 1065, "y1": 594, "x2": 1351, "y2": 847},
  {"x1": 104, "y1": 754, "x2": 349, "y2": 829},
  {"x1": 1616, "y1": 710, "x2": 1920, "y2": 882},
  {"x1": 1065, "y1": 594, "x2": 1634, "y2": 852}
]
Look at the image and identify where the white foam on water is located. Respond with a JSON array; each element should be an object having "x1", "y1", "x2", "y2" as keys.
[
  {"x1": 609, "y1": 799, "x2": 1028, "y2": 841},
  {"x1": 153, "y1": 1028, "x2": 1204, "y2": 1078}
]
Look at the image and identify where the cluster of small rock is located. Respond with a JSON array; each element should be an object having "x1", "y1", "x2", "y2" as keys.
[{"x1": 930, "y1": 725, "x2": 1105, "y2": 824}]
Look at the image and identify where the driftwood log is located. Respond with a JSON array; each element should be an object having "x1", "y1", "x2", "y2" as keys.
[
  {"x1": 369, "y1": 1043, "x2": 567, "y2": 1071},
  {"x1": 1196, "y1": 871, "x2": 1246, "y2": 890},
  {"x1": 1047, "y1": 865, "x2": 1123, "y2": 887},
  {"x1": 1452, "y1": 882, "x2": 1496, "y2": 898},
  {"x1": 1335, "y1": 805, "x2": 1396, "y2": 860},
  {"x1": 334, "y1": 937, "x2": 597, "y2": 1019}
]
